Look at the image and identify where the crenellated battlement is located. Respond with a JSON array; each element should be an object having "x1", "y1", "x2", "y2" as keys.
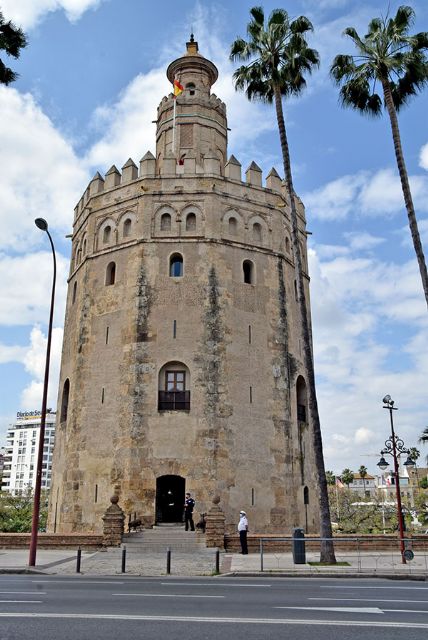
[{"x1": 74, "y1": 151, "x2": 295, "y2": 224}]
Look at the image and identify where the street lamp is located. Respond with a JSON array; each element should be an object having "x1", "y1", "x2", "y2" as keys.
[
  {"x1": 29, "y1": 218, "x2": 56, "y2": 567},
  {"x1": 377, "y1": 395, "x2": 415, "y2": 564}
]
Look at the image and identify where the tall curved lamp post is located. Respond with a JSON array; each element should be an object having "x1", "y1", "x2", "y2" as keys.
[
  {"x1": 29, "y1": 218, "x2": 56, "y2": 567},
  {"x1": 377, "y1": 395, "x2": 415, "y2": 565}
]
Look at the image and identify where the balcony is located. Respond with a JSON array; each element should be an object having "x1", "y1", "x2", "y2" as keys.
[{"x1": 158, "y1": 390, "x2": 190, "y2": 411}]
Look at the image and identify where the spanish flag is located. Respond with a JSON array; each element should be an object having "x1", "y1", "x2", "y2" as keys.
[{"x1": 173, "y1": 79, "x2": 184, "y2": 98}]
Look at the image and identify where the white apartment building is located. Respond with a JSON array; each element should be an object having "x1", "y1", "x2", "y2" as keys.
[{"x1": 1, "y1": 411, "x2": 56, "y2": 495}]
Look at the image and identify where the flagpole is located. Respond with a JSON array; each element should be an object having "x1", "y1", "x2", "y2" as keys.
[{"x1": 172, "y1": 94, "x2": 177, "y2": 160}]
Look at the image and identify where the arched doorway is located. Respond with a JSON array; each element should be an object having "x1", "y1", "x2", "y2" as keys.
[{"x1": 156, "y1": 475, "x2": 185, "y2": 523}]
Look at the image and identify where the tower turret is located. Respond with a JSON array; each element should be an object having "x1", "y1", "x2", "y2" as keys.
[{"x1": 156, "y1": 36, "x2": 227, "y2": 172}]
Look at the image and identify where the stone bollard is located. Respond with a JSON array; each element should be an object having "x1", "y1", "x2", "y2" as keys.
[
  {"x1": 205, "y1": 496, "x2": 225, "y2": 549},
  {"x1": 102, "y1": 495, "x2": 125, "y2": 547}
]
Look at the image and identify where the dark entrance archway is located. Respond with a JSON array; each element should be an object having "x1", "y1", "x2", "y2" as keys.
[{"x1": 156, "y1": 475, "x2": 185, "y2": 523}]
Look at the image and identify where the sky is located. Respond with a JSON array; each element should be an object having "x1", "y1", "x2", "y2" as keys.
[{"x1": 0, "y1": 0, "x2": 427, "y2": 477}]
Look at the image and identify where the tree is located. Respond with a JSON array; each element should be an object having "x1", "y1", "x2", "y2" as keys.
[
  {"x1": 0, "y1": 9, "x2": 27, "y2": 85},
  {"x1": 358, "y1": 465, "x2": 368, "y2": 494},
  {"x1": 325, "y1": 470, "x2": 336, "y2": 485},
  {"x1": 330, "y1": 5, "x2": 428, "y2": 310},
  {"x1": 341, "y1": 468, "x2": 354, "y2": 488},
  {"x1": 230, "y1": 7, "x2": 336, "y2": 564},
  {"x1": 0, "y1": 489, "x2": 48, "y2": 533}
]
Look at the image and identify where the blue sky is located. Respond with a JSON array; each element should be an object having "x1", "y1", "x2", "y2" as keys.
[{"x1": 0, "y1": 0, "x2": 427, "y2": 475}]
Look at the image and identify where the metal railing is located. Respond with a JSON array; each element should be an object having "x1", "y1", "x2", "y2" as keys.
[{"x1": 258, "y1": 536, "x2": 428, "y2": 575}]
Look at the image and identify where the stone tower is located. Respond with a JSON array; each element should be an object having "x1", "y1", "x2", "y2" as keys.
[{"x1": 47, "y1": 38, "x2": 320, "y2": 535}]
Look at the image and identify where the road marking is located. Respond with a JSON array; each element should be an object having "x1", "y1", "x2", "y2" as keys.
[
  {"x1": 275, "y1": 606, "x2": 383, "y2": 614},
  {"x1": 0, "y1": 600, "x2": 42, "y2": 604},
  {"x1": 321, "y1": 585, "x2": 428, "y2": 590},
  {"x1": 310, "y1": 597, "x2": 428, "y2": 604},
  {"x1": 160, "y1": 582, "x2": 271, "y2": 587},
  {"x1": 30, "y1": 580, "x2": 124, "y2": 585},
  {"x1": 0, "y1": 592, "x2": 46, "y2": 595},
  {"x1": 0, "y1": 612, "x2": 427, "y2": 628},
  {"x1": 113, "y1": 593, "x2": 224, "y2": 599}
]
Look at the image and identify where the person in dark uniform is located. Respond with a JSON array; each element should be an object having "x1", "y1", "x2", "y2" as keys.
[{"x1": 184, "y1": 492, "x2": 195, "y2": 531}]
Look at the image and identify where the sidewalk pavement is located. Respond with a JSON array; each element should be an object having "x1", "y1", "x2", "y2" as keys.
[{"x1": 1, "y1": 547, "x2": 427, "y2": 578}]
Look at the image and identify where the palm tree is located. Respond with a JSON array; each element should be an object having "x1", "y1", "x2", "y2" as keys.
[
  {"x1": 230, "y1": 7, "x2": 336, "y2": 564},
  {"x1": 341, "y1": 468, "x2": 354, "y2": 489},
  {"x1": 326, "y1": 470, "x2": 336, "y2": 486},
  {"x1": 358, "y1": 465, "x2": 368, "y2": 495},
  {"x1": 419, "y1": 427, "x2": 428, "y2": 465},
  {"x1": 0, "y1": 10, "x2": 27, "y2": 85},
  {"x1": 330, "y1": 5, "x2": 428, "y2": 309}
]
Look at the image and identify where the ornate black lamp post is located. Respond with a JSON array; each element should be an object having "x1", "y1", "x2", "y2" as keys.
[
  {"x1": 377, "y1": 395, "x2": 415, "y2": 564},
  {"x1": 29, "y1": 218, "x2": 56, "y2": 567}
]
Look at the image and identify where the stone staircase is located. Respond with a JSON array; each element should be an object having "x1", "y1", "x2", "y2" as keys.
[{"x1": 122, "y1": 525, "x2": 209, "y2": 553}]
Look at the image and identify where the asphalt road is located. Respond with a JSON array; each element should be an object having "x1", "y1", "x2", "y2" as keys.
[{"x1": 0, "y1": 575, "x2": 427, "y2": 639}]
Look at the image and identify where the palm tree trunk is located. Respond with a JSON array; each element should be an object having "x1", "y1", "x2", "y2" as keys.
[
  {"x1": 381, "y1": 78, "x2": 428, "y2": 310},
  {"x1": 273, "y1": 85, "x2": 336, "y2": 563}
]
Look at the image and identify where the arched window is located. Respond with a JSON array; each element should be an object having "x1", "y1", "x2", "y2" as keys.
[
  {"x1": 294, "y1": 280, "x2": 298, "y2": 301},
  {"x1": 186, "y1": 212, "x2": 196, "y2": 231},
  {"x1": 243, "y1": 260, "x2": 254, "y2": 284},
  {"x1": 161, "y1": 213, "x2": 171, "y2": 231},
  {"x1": 123, "y1": 218, "x2": 132, "y2": 237},
  {"x1": 82, "y1": 238, "x2": 87, "y2": 255},
  {"x1": 158, "y1": 361, "x2": 190, "y2": 411},
  {"x1": 228, "y1": 217, "x2": 237, "y2": 235},
  {"x1": 253, "y1": 222, "x2": 262, "y2": 243},
  {"x1": 106, "y1": 262, "x2": 116, "y2": 285},
  {"x1": 60, "y1": 379, "x2": 70, "y2": 423},
  {"x1": 77, "y1": 248, "x2": 82, "y2": 264},
  {"x1": 103, "y1": 225, "x2": 111, "y2": 244},
  {"x1": 186, "y1": 82, "x2": 196, "y2": 96},
  {"x1": 296, "y1": 376, "x2": 307, "y2": 423},
  {"x1": 169, "y1": 254, "x2": 183, "y2": 277},
  {"x1": 285, "y1": 237, "x2": 290, "y2": 253},
  {"x1": 72, "y1": 281, "x2": 77, "y2": 304}
]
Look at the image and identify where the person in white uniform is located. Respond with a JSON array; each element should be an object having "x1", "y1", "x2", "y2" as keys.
[{"x1": 238, "y1": 510, "x2": 249, "y2": 554}]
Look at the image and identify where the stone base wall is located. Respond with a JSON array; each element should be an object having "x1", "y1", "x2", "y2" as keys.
[
  {"x1": 224, "y1": 533, "x2": 428, "y2": 553},
  {"x1": 0, "y1": 533, "x2": 103, "y2": 549}
]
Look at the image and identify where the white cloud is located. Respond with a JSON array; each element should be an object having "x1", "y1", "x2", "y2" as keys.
[
  {"x1": 20, "y1": 326, "x2": 63, "y2": 410},
  {"x1": 0, "y1": 251, "x2": 68, "y2": 326},
  {"x1": 354, "y1": 427, "x2": 375, "y2": 445},
  {"x1": 344, "y1": 231, "x2": 385, "y2": 252},
  {"x1": 420, "y1": 142, "x2": 428, "y2": 171},
  {"x1": 309, "y1": 244, "x2": 428, "y2": 472},
  {"x1": 304, "y1": 167, "x2": 428, "y2": 221},
  {"x1": 0, "y1": 87, "x2": 89, "y2": 251},
  {"x1": 1, "y1": 0, "x2": 106, "y2": 29}
]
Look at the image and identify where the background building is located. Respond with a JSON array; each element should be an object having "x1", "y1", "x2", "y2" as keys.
[
  {"x1": 48, "y1": 38, "x2": 321, "y2": 535},
  {"x1": 1, "y1": 411, "x2": 56, "y2": 495}
]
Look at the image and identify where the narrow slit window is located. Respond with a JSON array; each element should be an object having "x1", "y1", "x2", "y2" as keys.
[
  {"x1": 248, "y1": 325, "x2": 252, "y2": 344},
  {"x1": 249, "y1": 386, "x2": 253, "y2": 403},
  {"x1": 72, "y1": 281, "x2": 77, "y2": 304},
  {"x1": 173, "y1": 320, "x2": 177, "y2": 339},
  {"x1": 251, "y1": 488, "x2": 255, "y2": 506},
  {"x1": 105, "y1": 326, "x2": 109, "y2": 345},
  {"x1": 95, "y1": 484, "x2": 98, "y2": 503},
  {"x1": 101, "y1": 387, "x2": 105, "y2": 404}
]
